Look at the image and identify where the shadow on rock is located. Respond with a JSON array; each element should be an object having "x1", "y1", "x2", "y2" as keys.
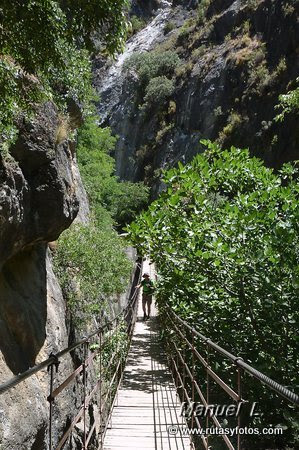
[{"x1": 0, "y1": 244, "x2": 47, "y2": 374}]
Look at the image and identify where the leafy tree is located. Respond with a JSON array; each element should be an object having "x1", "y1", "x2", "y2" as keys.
[
  {"x1": 0, "y1": 0, "x2": 128, "y2": 150},
  {"x1": 275, "y1": 78, "x2": 299, "y2": 122},
  {"x1": 127, "y1": 140, "x2": 299, "y2": 447},
  {"x1": 0, "y1": 0, "x2": 128, "y2": 72},
  {"x1": 77, "y1": 117, "x2": 149, "y2": 229}
]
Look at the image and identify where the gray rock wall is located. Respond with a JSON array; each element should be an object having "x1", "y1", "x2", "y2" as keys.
[
  {"x1": 0, "y1": 101, "x2": 84, "y2": 449},
  {"x1": 94, "y1": 0, "x2": 299, "y2": 195},
  {"x1": 0, "y1": 102, "x2": 79, "y2": 271},
  {"x1": 0, "y1": 99, "x2": 138, "y2": 449},
  {"x1": 0, "y1": 247, "x2": 76, "y2": 449}
]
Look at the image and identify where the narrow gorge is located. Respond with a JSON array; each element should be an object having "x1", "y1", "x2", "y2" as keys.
[{"x1": 0, "y1": 0, "x2": 298, "y2": 449}]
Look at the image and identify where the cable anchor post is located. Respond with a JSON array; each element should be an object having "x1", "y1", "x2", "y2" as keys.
[
  {"x1": 82, "y1": 340, "x2": 89, "y2": 450},
  {"x1": 47, "y1": 353, "x2": 60, "y2": 450}
]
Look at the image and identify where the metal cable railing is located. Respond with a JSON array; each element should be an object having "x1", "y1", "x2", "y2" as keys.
[
  {"x1": 162, "y1": 306, "x2": 299, "y2": 450},
  {"x1": 0, "y1": 261, "x2": 142, "y2": 450}
]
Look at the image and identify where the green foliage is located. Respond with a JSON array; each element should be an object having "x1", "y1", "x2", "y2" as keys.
[
  {"x1": 217, "y1": 111, "x2": 243, "y2": 143},
  {"x1": 0, "y1": 0, "x2": 128, "y2": 150},
  {"x1": 103, "y1": 181, "x2": 150, "y2": 230},
  {"x1": 191, "y1": 44, "x2": 207, "y2": 61},
  {"x1": 174, "y1": 61, "x2": 194, "y2": 79},
  {"x1": 0, "y1": 57, "x2": 45, "y2": 151},
  {"x1": 123, "y1": 49, "x2": 179, "y2": 113},
  {"x1": 177, "y1": 19, "x2": 195, "y2": 43},
  {"x1": 102, "y1": 319, "x2": 129, "y2": 369},
  {"x1": 143, "y1": 76, "x2": 175, "y2": 110},
  {"x1": 0, "y1": 0, "x2": 128, "y2": 71},
  {"x1": 94, "y1": 319, "x2": 129, "y2": 405},
  {"x1": 124, "y1": 50, "x2": 180, "y2": 87},
  {"x1": 54, "y1": 214, "x2": 132, "y2": 327},
  {"x1": 54, "y1": 116, "x2": 148, "y2": 326},
  {"x1": 164, "y1": 21, "x2": 176, "y2": 34},
  {"x1": 197, "y1": 0, "x2": 211, "y2": 25},
  {"x1": 42, "y1": 45, "x2": 96, "y2": 114},
  {"x1": 275, "y1": 78, "x2": 299, "y2": 122},
  {"x1": 76, "y1": 117, "x2": 117, "y2": 217},
  {"x1": 77, "y1": 117, "x2": 149, "y2": 229},
  {"x1": 128, "y1": 15, "x2": 146, "y2": 37},
  {"x1": 127, "y1": 140, "x2": 299, "y2": 446}
]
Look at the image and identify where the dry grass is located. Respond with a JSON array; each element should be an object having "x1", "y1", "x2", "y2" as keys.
[
  {"x1": 55, "y1": 115, "x2": 70, "y2": 145},
  {"x1": 228, "y1": 35, "x2": 262, "y2": 65}
]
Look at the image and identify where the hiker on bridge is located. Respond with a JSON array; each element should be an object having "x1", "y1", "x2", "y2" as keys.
[{"x1": 137, "y1": 272, "x2": 154, "y2": 321}]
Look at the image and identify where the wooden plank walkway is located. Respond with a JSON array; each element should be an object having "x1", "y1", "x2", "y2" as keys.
[{"x1": 104, "y1": 262, "x2": 191, "y2": 450}]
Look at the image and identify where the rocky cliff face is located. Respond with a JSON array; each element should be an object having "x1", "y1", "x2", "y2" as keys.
[
  {"x1": 130, "y1": 0, "x2": 161, "y2": 18},
  {"x1": 0, "y1": 248, "x2": 79, "y2": 449},
  {"x1": 0, "y1": 101, "x2": 88, "y2": 448},
  {"x1": 0, "y1": 99, "x2": 138, "y2": 449},
  {"x1": 0, "y1": 102, "x2": 80, "y2": 272},
  {"x1": 0, "y1": 101, "x2": 82, "y2": 374},
  {"x1": 94, "y1": 0, "x2": 299, "y2": 194}
]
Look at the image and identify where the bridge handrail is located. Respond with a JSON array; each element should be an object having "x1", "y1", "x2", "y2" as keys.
[
  {"x1": 168, "y1": 308, "x2": 299, "y2": 404},
  {"x1": 0, "y1": 261, "x2": 142, "y2": 449},
  {"x1": 0, "y1": 280, "x2": 139, "y2": 396}
]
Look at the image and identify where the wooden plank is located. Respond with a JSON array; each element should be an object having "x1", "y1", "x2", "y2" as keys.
[{"x1": 103, "y1": 261, "x2": 190, "y2": 449}]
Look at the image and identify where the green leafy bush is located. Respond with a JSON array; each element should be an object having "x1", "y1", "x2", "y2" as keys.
[
  {"x1": 0, "y1": 57, "x2": 45, "y2": 153},
  {"x1": 275, "y1": 78, "x2": 299, "y2": 122},
  {"x1": 128, "y1": 140, "x2": 299, "y2": 447},
  {"x1": 197, "y1": 0, "x2": 211, "y2": 24},
  {"x1": 1, "y1": 0, "x2": 128, "y2": 71},
  {"x1": 143, "y1": 76, "x2": 175, "y2": 110},
  {"x1": 102, "y1": 181, "x2": 150, "y2": 230},
  {"x1": 128, "y1": 15, "x2": 146, "y2": 37},
  {"x1": 164, "y1": 21, "x2": 176, "y2": 34},
  {"x1": 77, "y1": 117, "x2": 149, "y2": 228},
  {"x1": 217, "y1": 110, "x2": 243, "y2": 143},
  {"x1": 54, "y1": 213, "x2": 132, "y2": 327},
  {"x1": 123, "y1": 49, "x2": 179, "y2": 113},
  {"x1": 124, "y1": 50, "x2": 180, "y2": 86}
]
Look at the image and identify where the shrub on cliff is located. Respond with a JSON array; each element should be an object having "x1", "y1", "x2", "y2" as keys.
[
  {"x1": 275, "y1": 78, "x2": 299, "y2": 122},
  {"x1": 127, "y1": 15, "x2": 147, "y2": 37},
  {"x1": 54, "y1": 211, "x2": 132, "y2": 327},
  {"x1": 77, "y1": 117, "x2": 149, "y2": 229},
  {"x1": 124, "y1": 50, "x2": 180, "y2": 86},
  {"x1": 143, "y1": 76, "x2": 175, "y2": 110}
]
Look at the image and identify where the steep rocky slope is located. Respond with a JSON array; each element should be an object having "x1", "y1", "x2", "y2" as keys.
[
  {"x1": 0, "y1": 98, "x2": 138, "y2": 448},
  {"x1": 0, "y1": 100, "x2": 138, "y2": 448},
  {"x1": 94, "y1": 0, "x2": 299, "y2": 193},
  {"x1": 0, "y1": 101, "x2": 86, "y2": 448}
]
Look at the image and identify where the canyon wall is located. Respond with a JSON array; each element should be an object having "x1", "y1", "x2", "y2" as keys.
[{"x1": 94, "y1": 0, "x2": 299, "y2": 195}]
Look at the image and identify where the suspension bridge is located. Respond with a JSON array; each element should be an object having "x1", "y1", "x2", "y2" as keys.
[{"x1": 0, "y1": 259, "x2": 298, "y2": 450}]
